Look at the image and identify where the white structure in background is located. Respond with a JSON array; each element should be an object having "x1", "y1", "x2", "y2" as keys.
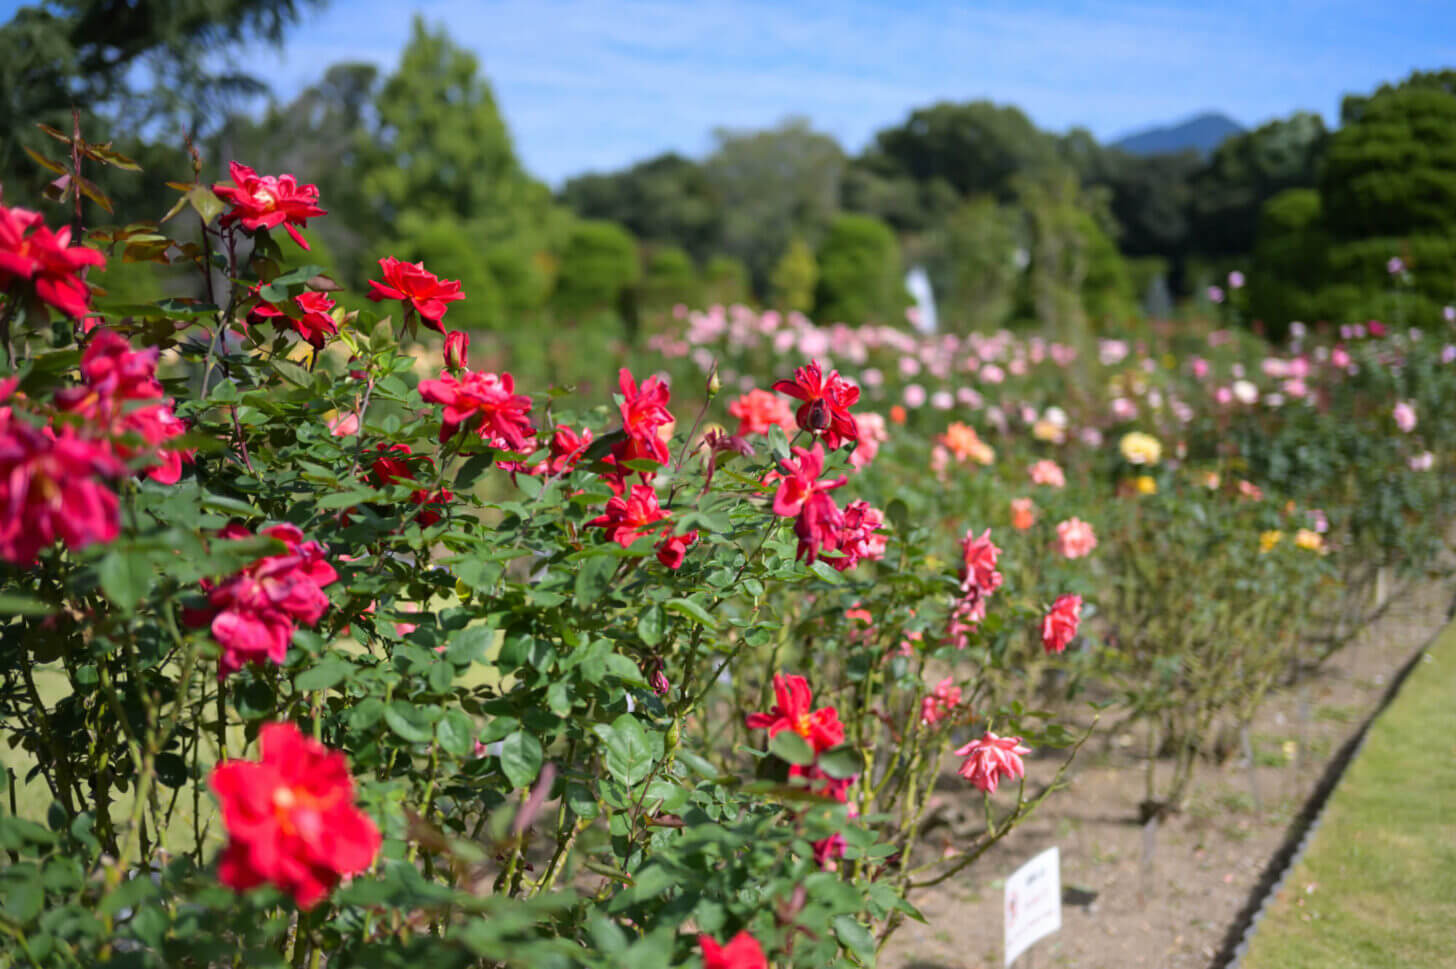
[
  {"x1": 1004, "y1": 846, "x2": 1061, "y2": 966},
  {"x1": 905, "y1": 265, "x2": 938, "y2": 334}
]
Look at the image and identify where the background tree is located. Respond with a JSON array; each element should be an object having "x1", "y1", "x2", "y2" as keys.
[
  {"x1": 704, "y1": 119, "x2": 844, "y2": 298},
  {"x1": 552, "y1": 220, "x2": 641, "y2": 319},
  {"x1": 1248, "y1": 188, "x2": 1328, "y2": 335},
  {"x1": 814, "y1": 213, "x2": 908, "y2": 324},
  {"x1": 0, "y1": 0, "x2": 321, "y2": 189},
  {"x1": 930, "y1": 196, "x2": 1021, "y2": 333},
  {"x1": 560, "y1": 153, "x2": 721, "y2": 264},
  {"x1": 639, "y1": 244, "x2": 701, "y2": 315},
  {"x1": 1318, "y1": 76, "x2": 1456, "y2": 319},
  {"x1": 1187, "y1": 112, "x2": 1328, "y2": 259},
  {"x1": 770, "y1": 237, "x2": 818, "y2": 314}
]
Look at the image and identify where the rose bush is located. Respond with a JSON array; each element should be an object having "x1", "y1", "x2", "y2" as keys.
[
  {"x1": 0, "y1": 142, "x2": 1092, "y2": 968},
  {"x1": 4, "y1": 131, "x2": 1456, "y2": 968}
]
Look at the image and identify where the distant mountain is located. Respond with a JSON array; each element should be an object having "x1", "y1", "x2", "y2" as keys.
[{"x1": 1111, "y1": 112, "x2": 1245, "y2": 158}]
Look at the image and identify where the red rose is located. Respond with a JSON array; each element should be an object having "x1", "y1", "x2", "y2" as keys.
[
  {"x1": 367, "y1": 256, "x2": 464, "y2": 331},
  {"x1": 698, "y1": 931, "x2": 768, "y2": 969},
  {"x1": 213, "y1": 162, "x2": 326, "y2": 249},
  {"x1": 772, "y1": 359, "x2": 860, "y2": 449},
  {"x1": 1041, "y1": 593, "x2": 1083, "y2": 654},
  {"x1": 209, "y1": 722, "x2": 380, "y2": 909},
  {"x1": 745, "y1": 672, "x2": 844, "y2": 753}
]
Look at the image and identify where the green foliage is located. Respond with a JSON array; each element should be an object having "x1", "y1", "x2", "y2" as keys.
[
  {"x1": 705, "y1": 119, "x2": 845, "y2": 297},
  {"x1": 638, "y1": 245, "x2": 700, "y2": 314},
  {"x1": 1188, "y1": 112, "x2": 1328, "y2": 258},
  {"x1": 560, "y1": 153, "x2": 721, "y2": 265},
  {"x1": 932, "y1": 196, "x2": 1021, "y2": 333},
  {"x1": 552, "y1": 219, "x2": 641, "y2": 317},
  {"x1": 769, "y1": 237, "x2": 818, "y2": 314},
  {"x1": 866, "y1": 100, "x2": 1061, "y2": 203},
  {"x1": 0, "y1": 0, "x2": 320, "y2": 186},
  {"x1": 362, "y1": 18, "x2": 539, "y2": 232},
  {"x1": 813, "y1": 213, "x2": 908, "y2": 324},
  {"x1": 1249, "y1": 188, "x2": 1328, "y2": 334},
  {"x1": 701, "y1": 255, "x2": 750, "y2": 306},
  {"x1": 1079, "y1": 209, "x2": 1136, "y2": 325},
  {"x1": 1319, "y1": 81, "x2": 1456, "y2": 313}
]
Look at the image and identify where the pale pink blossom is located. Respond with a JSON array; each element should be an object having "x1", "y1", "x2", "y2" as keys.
[
  {"x1": 1056, "y1": 518, "x2": 1097, "y2": 559},
  {"x1": 919, "y1": 677, "x2": 962, "y2": 726},
  {"x1": 954, "y1": 732, "x2": 1030, "y2": 794},
  {"x1": 1028, "y1": 460, "x2": 1066, "y2": 489},
  {"x1": 1394, "y1": 401, "x2": 1417, "y2": 433}
]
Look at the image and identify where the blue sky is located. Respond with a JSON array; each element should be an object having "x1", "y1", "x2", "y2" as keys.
[{"x1": 11, "y1": 0, "x2": 1456, "y2": 184}]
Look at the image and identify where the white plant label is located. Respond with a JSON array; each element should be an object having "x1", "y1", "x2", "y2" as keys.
[{"x1": 1004, "y1": 846, "x2": 1061, "y2": 966}]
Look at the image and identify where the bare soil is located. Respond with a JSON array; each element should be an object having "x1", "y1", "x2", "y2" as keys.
[{"x1": 883, "y1": 576, "x2": 1451, "y2": 969}]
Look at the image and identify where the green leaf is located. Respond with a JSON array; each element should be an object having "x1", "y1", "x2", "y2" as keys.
[
  {"x1": 636, "y1": 604, "x2": 665, "y2": 646},
  {"x1": 593, "y1": 714, "x2": 655, "y2": 787},
  {"x1": 574, "y1": 552, "x2": 617, "y2": 607},
  {"x1": 0, "y1": 593, "x2": 55, "y2": 617},
  {"x1": 498, "y1": 730, "x2": 543, "y2": 789},
  {"x1": 809, "y1": 560, "x2": 847, "y2": 584},
  {"x1": 97, "y1": 549, "x2": 152, "y2": 611},
  {"x1": 768, "y1": 730, "x2": 816, "y2": 766},
  {"x1": 383, "y1": 704, "x2": 434, "y2": 744},
  {"x1": 316, "y1": 488, "x2": 379, "y2": 510},
  {"x1": 455, "y1": 453, "x2": 496, "y2": 489},
  {"x1": 187, "y1": 185, "x2": 225, "y2": 224},
  {"x1": 816, "y1": 745, "x2": 862, "y2": 780},
  {"x1": 663, "y1": 597, "x2": 717, "y2": 629},
  {"x1": 436, "y1": 710, "x2": 477, "y2": 758},
  {"x1": 834, "y1": 915, "x2": 876, "y2": 960},
  {"x1": 273, "y1": 359, "x2": 315, "y2": 388},
  {"x1": 886, "y1": 497, "x2": 910, "y2": 535},
  {"x1": 293, "y1": 658, "x2": 351, "y2": 692}
]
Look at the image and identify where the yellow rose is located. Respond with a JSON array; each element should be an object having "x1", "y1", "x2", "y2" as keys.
[
  {"x1": 1119, "y1": 431, "x2": 1163, "y2": 466},
  {"x1": 1259, "y1": 530, "x2": 1284, "y2": 553},
  {"x1": 1134, "y1": 475, "x2": 1157, "y2": 495},
  {"x1": 1032, "y1": 419, "x2": 1065, "y2": 444},
  {"x1": 1294, "y1": 529, "x2": 1325, "y2": 553}
]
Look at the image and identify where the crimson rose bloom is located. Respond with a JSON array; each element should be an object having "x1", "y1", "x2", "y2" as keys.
[
  {"x1": 417, "y1": 369, "x2": 535, "y2": 450},
  {"x1": 772, "y1": 443, "x2": 845, "y2": 518},
  {"x1": 0, "y1": 204, "x2": 105, "y2": 317},
  {"x1": 443, "y1": 330, "x2": 470, "y2": 372},
  {"x1": 772, "y1": 360, "x2": 860, "y2": 449},
  {"x1": 960, "y1": 528, "x2": 1003, "y2": 595},
  {"x1": 745, "y1": 673, "x2": 844, "y2": 753},
  {"x1": 654, "y1": 529, "x2": 699, "y2": 570},
  {"x1": 54, "y1": 328, "x2": 193, "y2": 484},
  {"x1": 546, "y1": 424, "x2": 593, "y2": 474},
  {"x1": 587, "y1": 482, "x2": 669, "y2": 547},
  {"x1": 213, "y1": 162, "x2": 326, "y2": 250},
  {"x1": 367, "y1": 443, "x2": 452, "y2": 527},
  {"x1": 954, "y1": 731, "x2": 1030, "y2": 794},
  {"x1": 830, "y1": 499, "x2": 887, "y2": 572},
  {"x1": 919, "y1": 676, "x2": 962, "y2": 726},
  {"x1": 250, "y1": 290, "x2": 338, "y2": 349},
  {"x1": 1041, "y1": 593, "x2": 1083, "y2": 654},
  {"x1": 209, "y1": 721, "x2": 380, "y2": 909},
  {"x1": 698, "y1": 931, "x2": 768, "y2": 969},
  {"x1": 185, "y1": 524, "x2": 338, "y2": 678},
  {"x1": 367, "y1": 256, "x2": 464, "y2": 332},
  {"x1": 0, "y1": 421, "x2": 123, "y2": 564},
  {"x1": 614, "y1": 367, "x2": 674, "y2": 467},
  {"x1": 793, "y1": 489, "x2": 844, "y2": 565}
]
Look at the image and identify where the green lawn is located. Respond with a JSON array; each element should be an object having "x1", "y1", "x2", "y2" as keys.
[{"x1": 1242, "y1": 621, "x2": 1456, "y2": 969}]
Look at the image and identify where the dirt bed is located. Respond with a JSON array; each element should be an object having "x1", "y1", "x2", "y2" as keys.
[{"x1": 883, "y1": 576, "x2": 1451, "y2": 969}]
